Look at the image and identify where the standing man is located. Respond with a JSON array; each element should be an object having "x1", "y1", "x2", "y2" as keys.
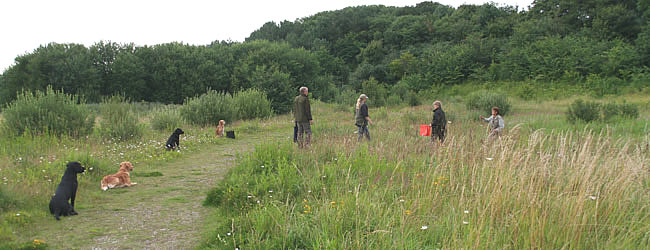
[
  {"x1": 430, "y1": 100, "x2": 446, "y2": 144},
  {"x1": 294, "y1": 86, "x2": 313, "y2": 148}
]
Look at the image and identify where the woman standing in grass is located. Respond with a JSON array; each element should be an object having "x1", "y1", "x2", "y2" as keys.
[
  {"x1": 480, "y1": 106, "x2": 505, "y2": 138},
  {"x1": 430, "y1": 100, "x2": 446, "y2": 144},
  {"x1": 355, "y1": 94, "x2": 372, "y2": 141}
]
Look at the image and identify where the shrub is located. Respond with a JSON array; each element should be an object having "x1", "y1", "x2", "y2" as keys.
[
  {"x1": 466, "y1": 91, "x2": 511, "y2": 116},
  {"x1": 619, "y1": 102, "x2": 639, "y2": 119},
  {"x1": 233, "y1": 89, "x2": 273, "y2": 120},
  {"x1": 405, "y1": 91, "x2": 421, "y2": 107},
  {"x1": 334, "y1": 89, "x2": 359, "y2": 106},
  {"x1": 386, "y1": 94, "x2": 403, "y2": 106},
  {"x1": 150, "y1": 106, "x2": 183, "y2": 131},
  {"x1": 180, "y1": 90, "x2": 235, "y2": 126},
  {"x1": 98, "y1": 95, "x2": 144, "y2": 141},
  {"x1": 1, "y1": 86, "x2": 94, "y2": 137},
  {"x1": 567, "y1": 99, "x2": 601, "y2": 123}
]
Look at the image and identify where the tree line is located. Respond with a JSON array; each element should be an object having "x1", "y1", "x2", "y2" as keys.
[{"x1": 1, "y1": 0, "x2": 649, "y2": 111}]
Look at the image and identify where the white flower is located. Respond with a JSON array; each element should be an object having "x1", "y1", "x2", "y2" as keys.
[
  {"x1": 486, "y1": 158, "x2": 494, "y2": 161},
  {"x1": 247, "y1": 195, "x2": 252, "y2": 199},
  {"x1": 420, "y1": 226, "x2": 428, "y2": 230},
  {"x1": 16, "y1": 213, "x2": 20, "y2": 216},
  {"x1": 448, "y1": 121, "x2": 452, "y2": 124},
  {"x1": 261, "y1": 165, "x2": 265, "y2": 168},
  {"x1": 463, "y1": 221, "x2": 469, "y2": 225},
  {"x1": 226, "y1": 232, "x2": 231, "y2": 236},
  {"x1": 307, "y1": 190, "x2": 312, "y2": 193},
  {"x1": 399, "y1": 199, "x2": 405, "y2": 202},
  {"x1": 464, "y1": 210, "x2": 469, "y2": 214},
  {"x1": 589, "y1": 196, "x2": 598, "y2": 200},
  {"x1": 268, "y1": 190, "x2": 273, "y2": 193},
  {"x1": 89, "y1": 167, "x2": 93, "y2": 171}
]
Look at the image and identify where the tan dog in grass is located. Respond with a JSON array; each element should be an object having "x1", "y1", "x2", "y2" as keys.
[
  {"x1": 216, "y1": 120, "x2": 226, "y2": 137},
  {"x1": 101, "y1": 162, "x2": 137, "y2": 191}
]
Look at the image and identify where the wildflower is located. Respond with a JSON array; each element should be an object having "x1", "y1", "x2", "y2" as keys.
[
  {"x1": 226, "y1": 232, "x2": 232, "y2": 236},
  {"x1": 247, "y1": 196, "x2": 253, "y2": 199},
  {"x1": 464, "y1": 210, "x2": 469, "y2": 214},
  {"x1": 16, "y1": 213, "x2": 20, "y2": 216},
  {"x1": 589, "y1": 196, "x2": 598, "y2": 200},
  {"x1": 261, "y1": 165, "x2": 265, "y2": 168},
  {"x1": 399, "y1": 199, "x2": 405, "y2": 202},
  {"x1": 33, "y1": 239, "x2": 44, "y2": 245},
  {"x1": 420, "y1": 226, "x2": 428, "y2": 230},
  {"x1": 463, "y1": 221, "x2": 469, "y2": 225},
  {"x1": 486, "y1": 158, "x2": 493, "y2": 161},
  {"x1": 268, "y1": 190, "x2": 273, "y2": 193},
  {"x1": 330, "y1": 201, "x2": 337, "y2": 207},
  {"x1": 405, "y1": 210, "x2": 412, "y2": 215}
]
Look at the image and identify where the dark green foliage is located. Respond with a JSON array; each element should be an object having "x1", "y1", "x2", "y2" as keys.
[
  {"x1": 2, "y1": 1, "x2": 649, "y2": 104},
  {"x1": 98, "y1": 95, "x2": 144, "y2": 141},
  {"x1": 150, "y1": 106, "x2": 183, "y2": 132},
  {"x1": 1, "y1": 86, "x2": 95, "y2": 137},
  {"x1": 180, "y1": 89, "x2": 273, "y2": 126},
  {"x1": 180, "y1": 90, "x2": 235, "y2": 126},
  {"x1": 567, "y1": 99, "x2": 639, "y2": 123},
  {"x1": 466, "y1": 91, "x2": 511, "y2": 116},
  {"x1": 233, "y1": 89, "x2": 273, "y2": 120},
  {"x1": 567, "y1": 99, "x2": 601, "y2": 123}
]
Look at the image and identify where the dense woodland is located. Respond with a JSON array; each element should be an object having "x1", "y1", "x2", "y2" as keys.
[{"x1": 1, "y1": 0, "x2": 649, "y2": 112}]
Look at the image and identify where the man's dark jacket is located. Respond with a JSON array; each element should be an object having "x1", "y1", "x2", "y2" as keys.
[{"x1": 293, "y1": 94, "x2": 312, "y2": 122}]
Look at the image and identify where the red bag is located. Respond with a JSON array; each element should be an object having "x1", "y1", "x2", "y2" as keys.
[{"x1": 419, "y1": 125, "x2": 431, "y2": 136}]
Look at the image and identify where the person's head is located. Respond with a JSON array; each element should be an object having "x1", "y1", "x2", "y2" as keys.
[
  {"x1": 433, "y1": 100, "x2": 442, "y2": 109},
  {"x1": 299, "y1": 86, "x2": 309, "y2": 95},
  {"x1": 491, "y1": 107, "x2": 500, "y2": 116},
  {"x1": 356, "y1": 94, "x2": 368, "y2": 109}
]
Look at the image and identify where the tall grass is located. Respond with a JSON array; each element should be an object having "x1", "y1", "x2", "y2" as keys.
[
  {"x1": 150, "y1": 105, "x2": 183, "y2": 131},
  {"x1": 1, "y1": 86, "x2": 94, "y2": 137},
  {"x1": 201, "y1": 101, "x2": 649, "y2": 249},
  {"x1": 98, "y1": 95, "x2": 144, "y2": 141},
  {"x1": 233, "y1": 89, "x2": 273, "y2": 120}
]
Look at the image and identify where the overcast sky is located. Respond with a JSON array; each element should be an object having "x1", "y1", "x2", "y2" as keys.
[{"x1": 0, "y1": 0, "x2": 533, "y2": 72}]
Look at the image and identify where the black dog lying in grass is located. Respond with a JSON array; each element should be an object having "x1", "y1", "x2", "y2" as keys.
[
  {"x1": 49, "y1": 161, "x2": 85, "y2": 220},
  {"x1": 165, "y1": 128, "x2": 185, "y2": 150}
]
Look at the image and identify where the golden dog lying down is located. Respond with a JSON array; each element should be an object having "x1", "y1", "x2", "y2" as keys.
[{"x1": 101, "y1": 161, "x2": 137, "y2": 191}]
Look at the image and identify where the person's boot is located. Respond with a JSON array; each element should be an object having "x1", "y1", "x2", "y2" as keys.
[{"x1": 305, "y1": 134, "x2": 311, "y2": 148}]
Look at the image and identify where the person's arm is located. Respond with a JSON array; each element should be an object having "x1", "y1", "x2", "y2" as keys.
[
  {"x1": 305, "y1": 98, "x2": 313, "y2": 124},
  {"x1": 480, "y1": 115, "x2": 491, "y2": 122},
  {"x1": 362, "y1": 104, "x2": 372, "y2": 125},
  {"x1": 497, "y1": 117, "x2": 505, "y2": 131}
]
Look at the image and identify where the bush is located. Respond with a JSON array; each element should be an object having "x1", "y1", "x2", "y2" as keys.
[
  {"x1": 233, "y1": 89, "x2": 273, "y2": 120},
  {"x1": 180, "y1": 90, "x2": 235, "y2": 126},
  {"x1": 99, "y1": 95, "x2": 144, "y2": 141},
  {"x1": 466, "y1": 91, "x2": 511, "y2": 116},
  {"x1": 1, "y1": 86, "x2": 94, "y2": 137},
  {"x1": 334, "y1": 89, "x2": 359, "y2": 106},
  {"x1": 567, "y1": 99, "x2": 601, "y2": 123},
  {"x1": 150, "y1": 106, "x2": 183, "y2": 131},
  {"x1": 619, "y1": 102, "x2": 639, "y2": 119}
]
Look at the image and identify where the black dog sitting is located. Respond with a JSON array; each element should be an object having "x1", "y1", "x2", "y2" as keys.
[
  {"x1": 165, "y1": 128, "x2": 185, "y2": 150},
  {"x1": 49, "y1": 161, "x2": 85, "y2": 220}
]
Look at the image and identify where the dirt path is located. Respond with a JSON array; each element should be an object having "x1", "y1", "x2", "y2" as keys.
[{"x1": 25, "y1": 132, "x2": 285, "y2": 249}]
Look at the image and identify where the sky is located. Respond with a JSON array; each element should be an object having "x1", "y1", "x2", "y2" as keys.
[{"x1": 0, "y1": 0, "x2": 533, "y2": 72}]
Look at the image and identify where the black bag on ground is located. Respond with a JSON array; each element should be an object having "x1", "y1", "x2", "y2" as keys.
[{"x1": 226, "y1": 130, "x2": 235, "y2": 139}]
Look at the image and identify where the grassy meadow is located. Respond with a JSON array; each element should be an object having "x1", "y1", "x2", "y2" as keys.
[
  {"x1": 201, "y1": 94, "x2": 649, "y2": 249},
  {"x1": 0, "y1": 87, "x2": 648, "y2": 249}
]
